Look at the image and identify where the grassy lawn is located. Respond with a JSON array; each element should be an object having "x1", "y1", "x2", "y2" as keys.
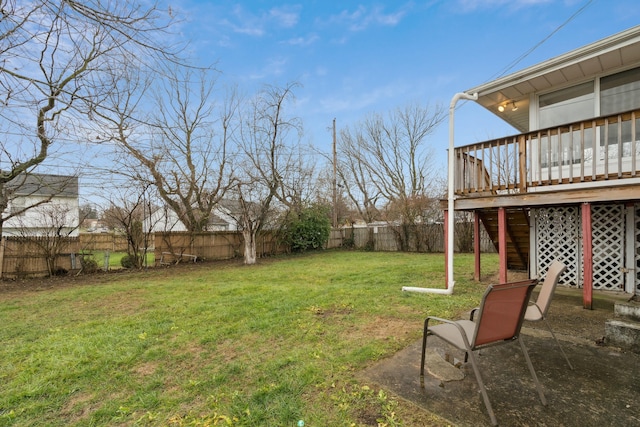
[
  {"x1": 82, "y1": 251, "x2": 156, "y2": 270},
  {"x1": 0, "y1": 251, "x2": 499, "y2": 426}
]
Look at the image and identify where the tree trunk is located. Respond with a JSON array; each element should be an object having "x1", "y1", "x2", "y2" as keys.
[{"x1": 243, "y1": 230, "x2": 257, "y2": 265}]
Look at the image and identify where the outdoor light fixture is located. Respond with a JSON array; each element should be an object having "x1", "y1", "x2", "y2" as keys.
[{"x1": 498, "y1": 101, "x2": 518, "y2": 113}]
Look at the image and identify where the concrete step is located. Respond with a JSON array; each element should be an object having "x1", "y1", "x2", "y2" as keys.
[
  {"x1": 605, "y1": 317, "x2": 640, "y2": 353},
  {"x1": 614, "y1": 301, "x2": 640, "y2": 322}
]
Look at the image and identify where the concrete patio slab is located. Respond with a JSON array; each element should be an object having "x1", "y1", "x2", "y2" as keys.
[{"x1": 361, "y1": 287, "x2": 640, "y2": 426}]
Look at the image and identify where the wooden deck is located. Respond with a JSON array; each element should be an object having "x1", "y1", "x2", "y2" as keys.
[{"x1": 454, "y1": 108, "x2": 640, "y2": 210}]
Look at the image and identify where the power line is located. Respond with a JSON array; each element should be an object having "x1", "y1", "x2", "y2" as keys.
[
  {"x1": 455, "y1": 0, "x2": 595, "y2": 112},
  {"x1": 490, "y1": 0, "x2": 596, "y2": 81}
]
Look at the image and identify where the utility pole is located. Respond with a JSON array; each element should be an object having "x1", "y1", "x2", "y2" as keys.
[{"x1": 332, "y1": 118, "x2": 338, "y2": 228}]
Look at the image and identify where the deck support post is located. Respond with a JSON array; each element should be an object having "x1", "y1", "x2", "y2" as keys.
[
  {"x1": 498, "y1": 207, "x2": 508, "y2": 284},
  {"x1": 581, "y1": 203, "x2": 593, "y2": 309},
  {"x1": 474, "y1": 211, "x2": 481, "y2": 281}
]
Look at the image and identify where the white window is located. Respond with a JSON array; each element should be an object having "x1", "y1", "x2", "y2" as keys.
[
  {"x1": 538, "y1": 81, "x2": 595, "y2": 129},
  {"x1": 600, "y1": 66, "x2": 640, "y2": 116},
  {"x1": 600, "y1": 67, "x2": 640, "y2": 160}
]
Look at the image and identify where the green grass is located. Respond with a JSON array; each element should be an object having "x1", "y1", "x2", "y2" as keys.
[
  {"x1": 82, "y1": 251, "x2": 155, "y2": 269},
  {"x1": 0, "y1": 251, "x2": 499, "y2": 426}
]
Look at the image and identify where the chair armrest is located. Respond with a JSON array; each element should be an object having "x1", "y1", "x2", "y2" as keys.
[
  {"x1": 426, "y1": 315, "x2": 458, "y2": 325},
  {"x1": 470, "y1": 307, "x2": 480, "y2": 321},
  {"x1": 425, "y1": 316, "x2": 475, "y2": 349},
  {"x1": 425, "y1": 315, "x2": 465, "y2": 332},
  {"x1": 525, "y1": 302, "x2": 544, "y2": 320}
]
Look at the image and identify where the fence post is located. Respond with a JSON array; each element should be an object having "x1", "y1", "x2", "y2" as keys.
[{"x1": 0, "y1": 237, "x2": 5, "y2": 279}]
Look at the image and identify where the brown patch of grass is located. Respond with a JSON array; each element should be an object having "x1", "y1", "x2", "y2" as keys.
[
  {"x1": 392, "y1": 395, "x2": 455, "y2": 426},
  {"x1": 87, "y1": 289, "x2": 147, "y2": 316},
  {"x1": 346, "y1": 316, "x2": 414, "y2": 342},
  {"x1": 215, "y1": 338, "x2": 247, "y2": 364},
  {"x1": 59, "y1": 391, "x2": 101, "y2": 424},
  {"x1": 133, "y1": 361, "x2": 159, "y2": 377}
]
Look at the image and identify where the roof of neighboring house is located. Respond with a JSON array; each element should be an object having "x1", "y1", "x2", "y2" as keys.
[
  {"x1": 208, "y1": 212, "x2": 231, "y2": 227},
  {"x1": 6, "y1": 173, "x2": 79, "y2": 197},
  {"x1": 466, "y1": 25, "x2": 640, "y2": 132}
]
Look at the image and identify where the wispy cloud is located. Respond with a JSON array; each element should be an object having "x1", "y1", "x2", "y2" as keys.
[
  {"x1": 455, "y1": 0, "x2": 553, "y2": 13},
  {"x1": 318, "y1": 80, "x2": 410, "y2": 113},
  {"x1": 270, "y1": 6, "x2": 300, "y2": 28},
  {"x1": 329, "y1": 5, "x2": 407, "y2": 32},
  {"x1": 223, "y1": 4, "x2": 302, "y2": 37},
  {"x1": 248, "y1": 56, "x2": 288, "y2": 80},
  {"x1": 283, "y1": 34, "x2": 319, "y2": 46}
]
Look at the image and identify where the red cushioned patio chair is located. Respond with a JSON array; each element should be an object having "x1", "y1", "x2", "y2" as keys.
[{"x1": 420, "y1": 279, "x2": 546, "y2": 426}]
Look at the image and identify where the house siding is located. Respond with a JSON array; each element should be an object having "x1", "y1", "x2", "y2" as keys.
[{"x1": 2, "y1": 174, "x2": 80, "y2": 237}]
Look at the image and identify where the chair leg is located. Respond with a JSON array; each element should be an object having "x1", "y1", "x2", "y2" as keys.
[
  {"x1": 465, "y1": 349, "x2": 498, "y2": 426},
  {"x1": 420, "y1": 319, "x2": 429, "y2": 385},
  {"x1": 518, "y1": 338, "x2": 547, "y2": 406},
  {"x1": 543, "y1": 318, "x2": 574, "y2": 370}
]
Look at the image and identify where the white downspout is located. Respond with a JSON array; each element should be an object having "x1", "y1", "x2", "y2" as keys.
[{"x1": 403, "y1": 91, "x2": 478, "y2": 295}]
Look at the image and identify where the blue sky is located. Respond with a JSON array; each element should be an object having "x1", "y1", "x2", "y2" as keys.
[{"x1": 168, "y1": 0, "x2": 638, "y2": 172}]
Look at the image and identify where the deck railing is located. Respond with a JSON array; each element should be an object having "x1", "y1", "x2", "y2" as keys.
[{"x1": 455, "y1": 108, "x2": 640, "y2": 196}]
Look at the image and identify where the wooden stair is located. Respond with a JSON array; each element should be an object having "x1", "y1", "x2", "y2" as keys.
[{"x1": 478, "y1": 208, "x2": 530, "y2": 271}]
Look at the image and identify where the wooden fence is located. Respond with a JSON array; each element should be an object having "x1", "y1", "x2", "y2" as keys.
[
  {"x1": 155, "y1": 223, "x2": 495, "y2": 265},
  {"x1": 0, "y1": 224, "x2": 495, "y2": 278},
  {"x1": 0, "y1": 233, "x2": 130, "y2": 278},
  {"x1": 0, "y1": 236, "x2": 81, "y2": 278},
  {"x1": 78, "y1": 233, "x2": 130, "y2": 252},
  {"x1": 153, "y1": 231, "x2": 287, "y2": 264},
  {"x1": 329, "y1": 223, "x2": 496, "y2": 253}
]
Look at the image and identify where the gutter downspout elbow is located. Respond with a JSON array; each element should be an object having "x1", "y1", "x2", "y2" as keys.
[{"x1": 401, "y1": 285, "x2": 454, "y2": 295}]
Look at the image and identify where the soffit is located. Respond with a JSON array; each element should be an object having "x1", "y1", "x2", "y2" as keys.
[{"x1": 467, "y1": 25, "x2": 640, "y2": 133}]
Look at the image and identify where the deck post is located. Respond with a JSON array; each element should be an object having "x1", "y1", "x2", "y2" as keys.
[
  {"x1": 518, "y1": 135, "x2": 527, "y2": 192},
  {"x1": 581, "y1": 202, "x2": 593, "y2": 309},
  {"x1": 474, "y1": 211, "x2": 481, "y2": 281},
  {"x1": 498, "y1": 207, "x2": 508, "y2": 284}
]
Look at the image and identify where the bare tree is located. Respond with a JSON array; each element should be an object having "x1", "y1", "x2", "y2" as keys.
[
  {"x1": 232, "y1": 83, "x2": 302, "y2": 264},
  {"x1": 314, "y1": 165, "x2": 353, "y2": 226},
  {"x1": 336, "y1": 128, "x2": 382, "y2": 224},
  {"x1": 97, "y1": 67, "x2": 237, "y2": 234},
  {"x1": 101, "y1": 183, "x2": 155, "y2": 269},
  {"x1": 276, "y1": 147, "x2": 318, "y2": 214},
  {"x1": 79, "y1": 204, "x2": 98, "y2": 222},
  {"x1": 337, "y1": 102, "x2": 446, "y2": 250},
  {"x1": 0, "y1": 0, "x2": 181, "y2": 234}
]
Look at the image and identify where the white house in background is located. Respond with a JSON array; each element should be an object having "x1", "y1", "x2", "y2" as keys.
[
  {"x1": 144, "y1": 201, "x2": 240, "y2": 233},
  {"x1": 2, "y1": 173, "x2": 80, "y2": 237}
]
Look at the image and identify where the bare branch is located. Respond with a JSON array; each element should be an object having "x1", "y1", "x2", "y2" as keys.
[{"x1": 0, "y1": 0, "x2": 185, "y2": 234}]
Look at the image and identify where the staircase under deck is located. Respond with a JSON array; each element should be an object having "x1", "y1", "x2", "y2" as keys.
[{"x1": 477, "y1": 208, "x2": 529, "y2": 271}]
